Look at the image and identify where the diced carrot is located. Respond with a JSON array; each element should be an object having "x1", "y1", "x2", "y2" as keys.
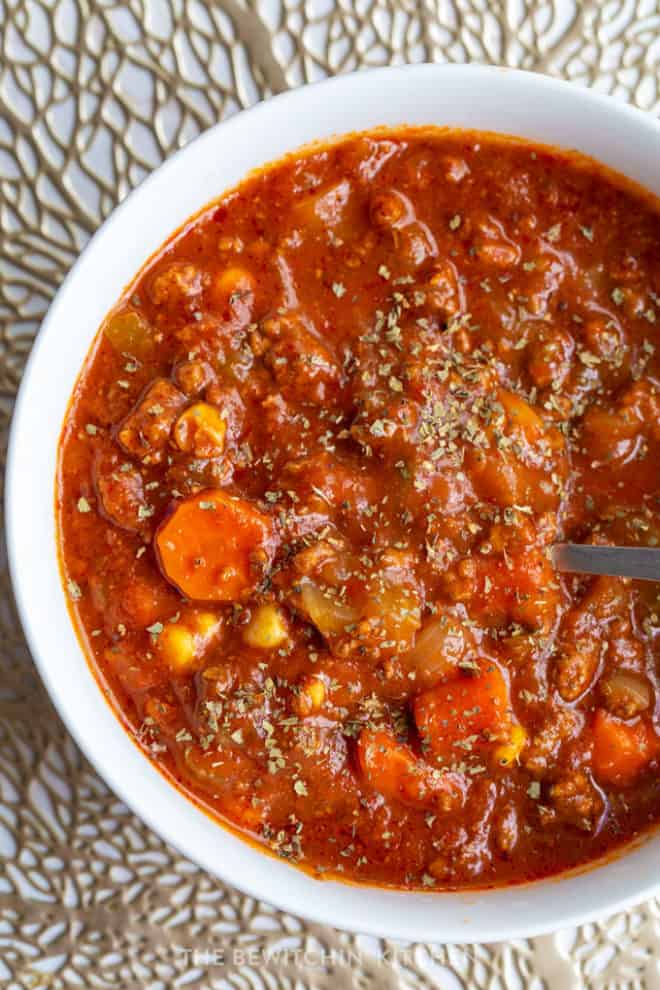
[
  {"x1": 592, "y1": 709, "x2": 655, "y2": 787},
  {"x1": 358, "y1": 728, "x2": 426, "y2": 806},
  {"x1": 497, "y1": 389, "x2": 546, "y2": 445},
  {"x1": 357, "y1": 728, "x2": 465, "y2": 811},
  {"x1": 413, "y1": 661, "x2": 512, "y2": 760},
  {"x1": 155, "y1": 490, "x2": 276, "y2": 602}
]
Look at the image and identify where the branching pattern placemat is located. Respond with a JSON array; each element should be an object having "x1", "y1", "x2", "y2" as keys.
[{"x1": 1, "y1": 1, "x2": 660, "y2": 987}]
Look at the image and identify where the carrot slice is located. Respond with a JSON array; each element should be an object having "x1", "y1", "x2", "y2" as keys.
[
  {"x1": 592, "y1": 709, "x2": 655, "y2": 787},
  {"x1": 413, "y1": 661, "x2": 512, "y2": 760},
  {"x1": 155, "y1": 490, "x2": 276, "y2": 602},
  {"x1": 356, "y1": 728, "x2": 465, "y2": 811}
]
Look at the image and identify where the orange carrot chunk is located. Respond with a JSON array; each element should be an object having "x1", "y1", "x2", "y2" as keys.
[
  {"x1": 592, "y1": 709, "x2": 655, "y2": 787},
  {"x1": 155, "y1": 490, "x2": 276, "y2": 602},
  {"x1": 413, "y1": 661, "x2": 512, "y2": 760},
  {"x1": 357, "y1": 727, "x2": 465, "y2": 811}
]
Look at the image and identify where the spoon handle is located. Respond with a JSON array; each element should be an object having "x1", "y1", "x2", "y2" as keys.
[{"x1": 552, "y1": 544, "x2": 660, "y2": 582}]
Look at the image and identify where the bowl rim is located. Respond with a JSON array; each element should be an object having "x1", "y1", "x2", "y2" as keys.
[{"x1": 6, "y1": 62, "x2": 660, "y2": 944}]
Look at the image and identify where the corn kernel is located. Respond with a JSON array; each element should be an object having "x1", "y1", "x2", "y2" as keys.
[
  {"x1": 493, "y1": 723, "x2": 527, "y2": 767},
  {"x1": 173, "y1": 402, "x2": 226, "y2": 456},
  {"x1": 294, "y1": 675, "x2": 326, "y2": 717},
  {"x1": 159, "y1": 623, "x2": 196, "y2": 672},
  {"x1": 243, "y1": 603, "x2": 288, "y2": 649}
]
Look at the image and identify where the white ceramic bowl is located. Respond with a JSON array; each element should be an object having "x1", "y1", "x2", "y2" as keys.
[{"x1": 7, "y1": 64, "x2": 660, "y2": 943}]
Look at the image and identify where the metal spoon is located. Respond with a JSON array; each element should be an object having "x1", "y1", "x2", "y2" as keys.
[{"x1": 552, "y1": 544, "x2": 660, "y2": 582}]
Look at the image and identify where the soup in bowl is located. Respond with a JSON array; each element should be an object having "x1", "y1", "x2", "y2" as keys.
[{"x1": 7, "y1": 64, "x2": 660, "y2": 942}]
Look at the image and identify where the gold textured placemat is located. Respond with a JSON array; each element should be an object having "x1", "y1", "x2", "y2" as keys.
[{"x1": 1, "y1": 2, "x2": 660, "y2": 986}]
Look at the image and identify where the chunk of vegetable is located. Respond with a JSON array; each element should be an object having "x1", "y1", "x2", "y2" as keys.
[
  {"x1": 600, "y1": 671, "x2": 652, "y2": 719},
  {"x1": 243, "y1": 603, "x2": 289, "y2": 649},
  {"x1": 173, "y1": 402, "x2": 227, "y2": 457},
  {"x1": 158, "y1": 610, "x2": 221, "y2": 673},
  {"x1": 414, "y1": 661, "x2": 512, "y2": 760},
  {"x1": 361, "y1": 582, "x2": 421, "y2": 654},
  {"x1": 466, "y1": 388, "x2": 566, "y2": 511},
  {"x1": 159, "y1": 624, "x2": 195, "y2": 672},
  {"x1": 298, "y1": 578, "x2": 357, "y2": 636},
  {"x1": 592, "y1": 709, "x2": 655, "y2": 787},
  {"x1": 357, "y1": 728, "x2": 465, "y2": 811},
  {"x1": 103, "y1": 309, "x2": 153, "y2": 359},
  {"x1": 293, "y1": 674, "x2": 326, "y2": 717},
  {"x1": 497, "y1": 389, "x2": 546, "y2": 446},
  {"x1": 208, "y1": 267, "x2": 255, "y2": 323},
  {"x1": 493, "y1": 723, "x2": 527, "y2": 767},
  {"x1": 404, "y1": 612, "x2": 476, "y2": 688},
  {"x1": 155, "y1": 490, "x2": 276, "y2": 601},
  {"x1": 466, "y1": 447, "x2": 532, "y2": 508}
]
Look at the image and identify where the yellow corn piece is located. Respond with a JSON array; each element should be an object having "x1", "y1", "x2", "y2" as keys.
[
  {"x1": 294, "y1": 675, "x2": 326, "y2": 717},
  {"x1": 157, "y1": 610, "x2": 220, "y2": 674},
  {"x1": 493, "y1": 723, "x2": 527, "y2": 767},
  {"x1": 173, "y1": 402, "x2": 226, "y2": 456},
  {"x1": 243, "y1": 604, "x2": 288, "y2": 649},
  {"x1": 159, "y1": 624, "x2": 196, "y2": 673}
]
